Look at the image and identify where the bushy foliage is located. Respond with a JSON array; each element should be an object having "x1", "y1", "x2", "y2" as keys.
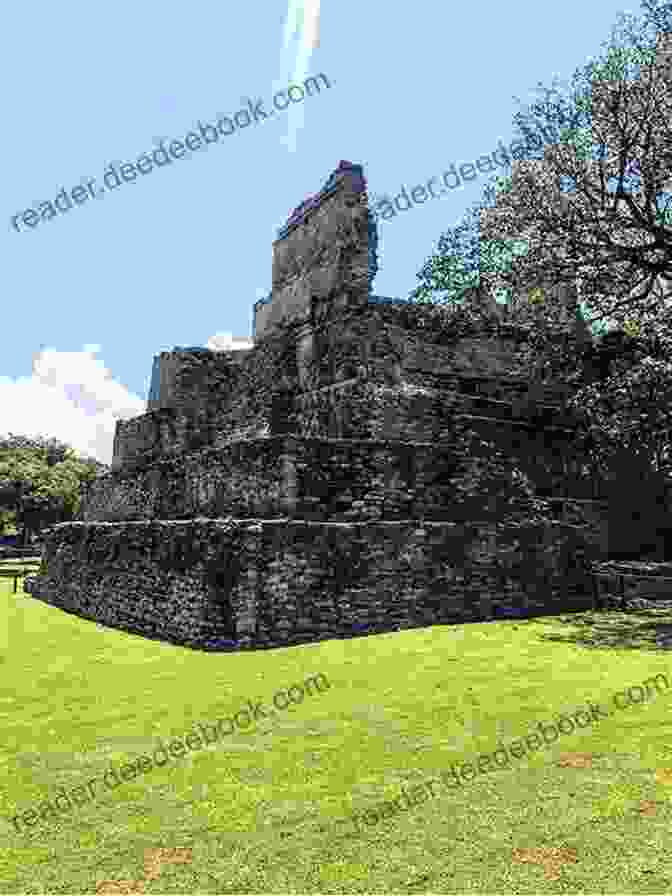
[
  {"x1": 0, "y1": 433, "x2": 108, "y2": 542},
  {"x1": 403, "y1": 1, "x2": 672, "y2": 559}
]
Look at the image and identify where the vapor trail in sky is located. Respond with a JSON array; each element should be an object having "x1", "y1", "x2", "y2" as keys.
[{"x1": 274, "y1": 0, "x2": 321, "y2": 153}]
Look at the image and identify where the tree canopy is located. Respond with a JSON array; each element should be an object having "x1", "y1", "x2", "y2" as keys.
[
  {"x1": 403, "y1": 0, "x2": 672, "y2": 558},
  {"x1": 0, "y1": 433, "x2": 108, "y2": 542}
]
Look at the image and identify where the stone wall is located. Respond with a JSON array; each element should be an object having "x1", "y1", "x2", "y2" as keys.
[
  {"x1": 26, "y1": 518, "x2": 597, "y2": 652},
  {"x1": 113, "y1": 342, "x2": 283, "y2": 469},
  {"x1": 147, "y1": 354, "x2": 162, "y2": 406},
  {"x1": 593, "y1": 559, "x2": 672, "y2": 605},
  {"x1": 96, "y1": 319, "x2": 590, "y2": 526},
  {"x1": 112, "y1": 301, "x2": 575, "y2": 472},
  {"x1": 146, "y1": 347, "x2": 251, "y2": 414},
  {"x1": 86, "y1": 401, "x2": 586, "y2": 527},
  {"x1": 28, "y1": 159, "x2": 609, "y2": 655},
  {"x1": 255, "y1": 161, "x2": 371, "y2": 340},
  {"x1": 146, "y1": 349, "x2": 244, "y2": 414},
  {"x1": 79, "y1": 436, "x2": 458, "y2": 523}
]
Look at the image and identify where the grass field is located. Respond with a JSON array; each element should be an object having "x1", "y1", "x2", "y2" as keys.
[{"x1": 3, "y1": 574, "x2": 672, "y2": 894}]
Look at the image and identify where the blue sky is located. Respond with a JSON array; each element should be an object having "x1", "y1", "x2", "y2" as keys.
[{"x1": 1, "y1": 0, "x2": 642, "y2": 465}]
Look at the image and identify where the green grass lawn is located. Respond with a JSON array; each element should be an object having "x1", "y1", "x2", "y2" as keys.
[{"x1": 3, "y1": 576, "x2": 672, "y2": 894}]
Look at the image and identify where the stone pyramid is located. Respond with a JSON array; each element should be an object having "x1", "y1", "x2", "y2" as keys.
[{"x1": 26, "y1": 161, "x2": 598, "y2": 650}]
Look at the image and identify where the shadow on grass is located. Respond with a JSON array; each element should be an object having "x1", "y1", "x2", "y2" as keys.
[{"x1": 526, "y1": 606, "x2": 672, "y2": 652}]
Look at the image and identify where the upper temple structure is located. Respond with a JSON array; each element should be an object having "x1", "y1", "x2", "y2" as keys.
[{"x1": 26, "y1": 160, "x2": 604, "y2": 651}]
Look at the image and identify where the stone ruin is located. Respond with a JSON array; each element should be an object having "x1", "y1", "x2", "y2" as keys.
[{"x1": 26, "y1": 160, "x2": 603, "y2": 651}]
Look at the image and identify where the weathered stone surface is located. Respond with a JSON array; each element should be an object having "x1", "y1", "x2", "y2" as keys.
[
  {"x1": 25, "y1": 519, "x2": 596, "y2": 650},
  {"x1": 27, "y1": 160, "x2": 603, "y2": 651},
  {"x1": 109, "y1": 305, "x2": 578, "y2": 473},
  {"x1": 258, "y1": 161, "x2": 370, "y2": 339}
]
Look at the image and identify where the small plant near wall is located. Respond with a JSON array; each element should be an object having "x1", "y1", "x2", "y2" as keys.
[{"x1": 622, "y1": 319, "x2": 641, "y2": 337}]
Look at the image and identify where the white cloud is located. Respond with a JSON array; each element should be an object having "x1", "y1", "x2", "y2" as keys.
[
  {"x1": 206, "y1": 332, "x2": 254, "y2": 352},
  {"x1": 0, "y1": 346, "x2": 145, "y2": 467},
  {"x1": 0, "y1": 334, "x2": 256, "y2": 467}
]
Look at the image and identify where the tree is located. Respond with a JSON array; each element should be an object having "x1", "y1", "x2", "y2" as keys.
[
  {"x1": 408, "y1": 199, "x2": 543, "y2": 312},
  {"x1": 0, "y1": 509, "x2": 16, "y2": 536},
  {"x1": 487, "y1": 10, "x2": 672, "y2": 550},
  {"x1": 639, "y1": 0, "x2": 672, "y2": 33},
  {"x1": 0, "y1": 481, "x2": 29, "y2": 543},
  {"x1": 15, "y1": 493, "x2": 69, "y2": 544},
  {"x1": 569, "y1": 324, "x2": 672, "y2": 474},
  {"x1": 409, "y1": 5, "x2": 672, "y2": 337},
  {"x1": 403, "y1": 2, "x2": 672, "y2": 568},
  {"x1": 0, "y1": 433, "x2": 107, "y2": 545},
  {"x1": 479, "y1": 20, "x2": 672, "y2": 338},
  {"x1": 564, "y1": 314, "x2": 672, "y2": 554}
]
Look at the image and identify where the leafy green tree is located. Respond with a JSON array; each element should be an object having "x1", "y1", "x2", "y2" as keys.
[
  {"x1": 404, "y1": 0, "x2": 672, "y2": 564},
  {"x1": 0, "y1": 433, "x2": 107, "y2": 545},
  {"x1": 408, "y1": 200, "x2": 533, "y2": 310},
  {"x1": 0, "y1": 509, "x2": 16, "y2": 535},
  {"x1": 410, "y1": 3, "x2": 672, "y2": 335},
  {"x1": 480, "y1": 14, "x2": 672, "y2": 336}
]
